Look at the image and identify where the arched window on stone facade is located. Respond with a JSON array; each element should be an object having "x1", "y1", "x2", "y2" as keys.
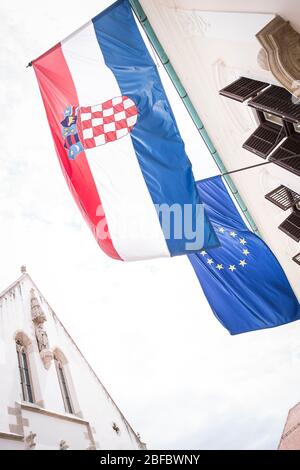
[
  {"x1": 54, "y1": 351, "x2": 73, "y2": 414},
  {"x1": 15, "y1": 336, "x2": 34, "y2": 403}
]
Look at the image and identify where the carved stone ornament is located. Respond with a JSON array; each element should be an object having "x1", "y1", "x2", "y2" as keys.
[
  {"x1": 35, "y1": 324, "x2": 49, "y2": 351},
  {"x1": 25, "y1": 431, "x2": 37, "y2": 450},
  {"x1": 31, "y1": 289, "x2": 53, "y2": 369},
  {"x1": 39, "y1": 348, "x2": 54, "y2": 370},
  {"x1": 16, "y1": 341, "x2": 25, "y2": 354},
  {"x1": 256, "y1": 16, "x2": 300, "y2": 99},
  {"x1": 112, "y1": 422, "x2": 120, "y2": 434},
  {"x1": 30, "y1": 288, "x2": 47, "y2": 324},
  {"x1": 59, "y1": 440, "x2": 69, "y2": 450},
  {"x1": 257, "y1": 48, "x2": 270, "y2": 71}
]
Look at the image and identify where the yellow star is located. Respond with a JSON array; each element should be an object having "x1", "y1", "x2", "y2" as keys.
[
  {"x1": 230, "y1": 231, "x2": 237, "y2": 237},
  {"x1": 243, "y1": 249, "x2": 250, "y2": 256},
  {"x1": 218, "y1": 227, "x2": 225, "y2": 233},
  {"x1": 229, "y1": 265, "x2": 236, "y2": 272},
  {"x1": 207, "y1": 258, "x2": 214, "y2": 265},
  {"x1": 239, "y1": 238, "x2": 247, "y2": 245},
  {"x1": 216, "y1": 264, "x2": 223, "y2": 270},
  {"x1": 239, "y1": 259, "x2": 247, "y2": 267},
  {"x1": 200, "y1": 250, "x2": 207, "y2": 256}
]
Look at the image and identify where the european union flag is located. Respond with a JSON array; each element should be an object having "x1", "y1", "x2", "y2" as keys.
[{"x1": 188, "y1": 176, "x2": 300, "y2": 334}]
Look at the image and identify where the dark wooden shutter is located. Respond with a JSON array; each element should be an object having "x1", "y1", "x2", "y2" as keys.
[
  {"x1": 242, "y1": 122, "x2": 285, "y2": 158},
  {"x1": 269, "y1": 134, "x2": 300, "y2": 175},
  {"x1": 279, "y1": 211, "x2": 300, "y2": 242},
  {"x1": 248, "y1": 85, "x2": 300, "y2": 123},
  {"x1": 219, "y1": 77, "x2": 269, "y2": 102},
  {"x1": 265, "y1": 185, "x2": 300, "y2": 210}
]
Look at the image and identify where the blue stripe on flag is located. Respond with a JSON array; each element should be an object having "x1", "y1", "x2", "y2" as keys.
[{"x1": 92, "y1": 0, "x2": 218, "y2": 256}]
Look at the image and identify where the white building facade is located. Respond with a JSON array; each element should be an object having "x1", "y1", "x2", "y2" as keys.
[
  {"x1": 139, "y1": 0, "x2": 300, "y2": 299},
  {"x1": 0, "y1": 268, "x2": 145, "y2": 450}
]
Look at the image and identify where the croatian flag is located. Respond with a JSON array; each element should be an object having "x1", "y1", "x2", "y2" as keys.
[{"x1": 33, "y1": 0, "x2": 218, "y2": 261}]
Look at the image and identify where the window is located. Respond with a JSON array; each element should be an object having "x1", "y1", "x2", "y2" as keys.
[
  {"x1": 294, "y1": 123, "x2": 300, "y2": 134},
  {"x1": 263, "y1": 112, "x2": 283, "y2": 126},
  {"x1": 54, "y1": 356, "x2": 73, "y2": 414},
  {"x1": 16, "y1": 340, "x2": 34, "y2": 403}
]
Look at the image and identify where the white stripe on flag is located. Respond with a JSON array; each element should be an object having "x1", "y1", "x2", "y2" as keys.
[{"x1": 61, "y1": 21, "x2": 170, "y2": 261}]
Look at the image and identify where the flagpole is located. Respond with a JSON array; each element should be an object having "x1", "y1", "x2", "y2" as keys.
[
  {"x1": 222, "y1": 154, "x2": 300, "y2": 176},
  {"x1": 129, "y1": 0, "x2": 261, "y2": 236}
]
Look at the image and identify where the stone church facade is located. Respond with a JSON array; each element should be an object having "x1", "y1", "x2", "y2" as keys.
[{"x1": 0, "y1": 267, "x2": 145, "y2": 450}]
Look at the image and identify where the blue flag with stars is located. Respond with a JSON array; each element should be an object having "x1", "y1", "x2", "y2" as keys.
[{"x1": 188, "y1": 176, "x2": 300, "y2": 335}]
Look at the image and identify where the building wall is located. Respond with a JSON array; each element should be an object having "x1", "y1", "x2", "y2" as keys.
[
  {"x1": 140, "y1": 0, "x2": 300, "y2": 299},
  {"x1": 0, "y1": 273, "x2": 144, "y2": 450},
  {"x1": 278, "y1": 402, "x2": 300, "y2": 449}
]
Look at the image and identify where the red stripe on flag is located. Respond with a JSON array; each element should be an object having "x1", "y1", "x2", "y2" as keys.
[{"x1": 33, "y1": 44, "x2": 122, "y2": 260}]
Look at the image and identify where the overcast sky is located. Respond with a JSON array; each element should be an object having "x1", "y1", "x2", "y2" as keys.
[{"x1": 1, "y1": 0, "x2": 300, "y2": 450}]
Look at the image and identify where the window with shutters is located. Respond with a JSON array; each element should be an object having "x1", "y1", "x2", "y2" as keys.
[
  {"x1": 219, "y1": 77, "x2": 268, "y2": 102},
  {"x1": 279, "y1": 211, "x2": 300, "y2": 242},
  {"x1": 242, "y1": 120, "x2": 285, "y2": 158},
  {"x1": 269, "y1": 134, "x2": 300, "y2": 176},
  {"x1": 265, "y1": 185, "x2": 300, "y2": 211},
  {"x1": 248, "y1": 85, "x2": 300, "y2": 123}
]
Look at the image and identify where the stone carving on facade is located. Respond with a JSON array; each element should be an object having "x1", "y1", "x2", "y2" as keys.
[
  {"x1": 137, "y1": 432, "x2": 147, "y2": 450},
  {"x1": 30, "y1": 288, "x2": 53, "y2": 369},
  {"x1": 35, "y1": 323, "x2": 49, "y2": 351},
  {"x1": 59, "y1": 439, "x2": 69, "y2": 450},
  {"x1": 175, "y1": 9, "x2": 209, "y2": 37},
  {"x1": 112, "y1": 422, "x2": 120, "y2": 434},
  {"x1": 25, "y1": 431, "x2": 37, "y2": 450},
  {"x1": 257, "y1": 48, "x2": 270, "y2": 71},
  {"x1": 31, "y1": 288, "x2": 47, "y2": 324},
  {"x1": 256, "y1": 15, "x2": 300, "y2": 99}
]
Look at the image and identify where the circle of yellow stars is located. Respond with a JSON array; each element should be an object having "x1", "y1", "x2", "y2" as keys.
[{"x1": 200, "y1": 226, "x2": 250, "y2": 273}]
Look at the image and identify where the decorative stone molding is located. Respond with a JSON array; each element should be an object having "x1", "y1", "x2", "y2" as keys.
[
  {"x1": 0, "y1": 431, "x2": 23, "y2": 441},
  {"x1": 257, "y1": 48, "x2": 270, "y2": 71},
  {"x1": 15, "y1": 331, "x2": 33, "y2": 353},
  {"x1": 256, "y1": 16, "x2": 300, "y2": 99},
  {"x1": 59, "y1": 439, "x2": 69, "y2": 450},
  {"x1": 25, "y1": 431, "x2": 37, "y2": 450},
  {"x1": 137, "y1": 433, "x2": 147, "y2": 450},
  {"x1": 112, "y1": 422, "x2": 120, "y2": 435},
  {"x1": 30, "y1": 289, "x2": 53, "y2": 369},
  {"x1": 39, "y1": 349, "x2": 53, "y2": 370},
  {"x1": 8, "y1": 402, "x2": 29, "y2": 436},
  {"x1": 30, "y1": 288, "x2": 47, "y2": 324}
]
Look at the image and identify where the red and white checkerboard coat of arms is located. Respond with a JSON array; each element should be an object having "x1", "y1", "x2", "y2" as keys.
[{"x1": 61, "y1": 96, "x2": 138, "y2": 159}]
